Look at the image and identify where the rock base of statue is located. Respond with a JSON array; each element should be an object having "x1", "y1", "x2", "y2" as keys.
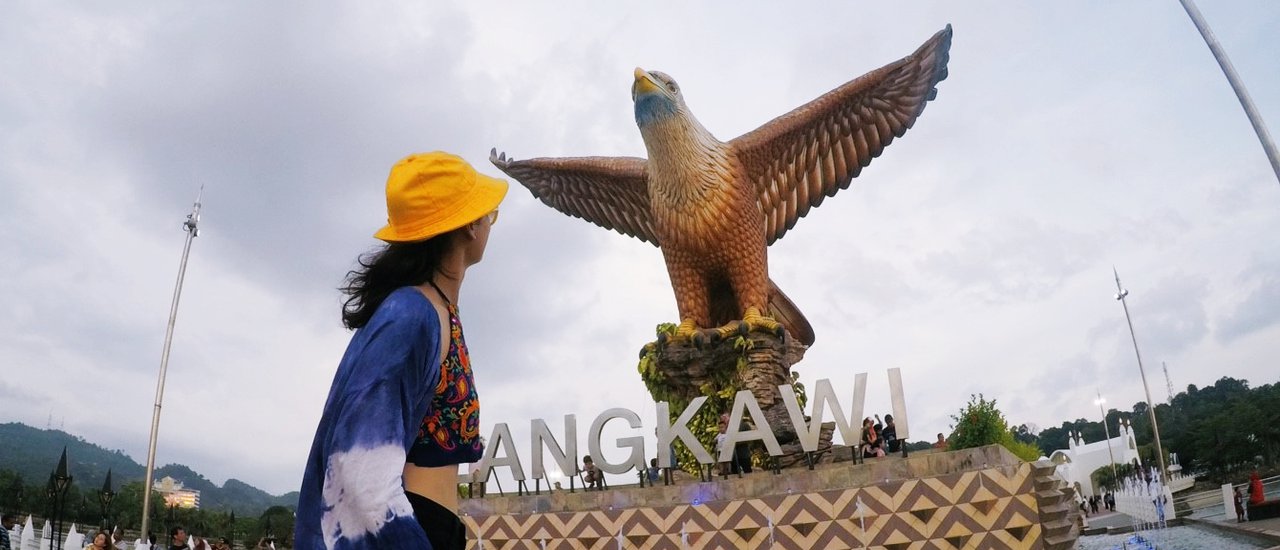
[{"x1": 645, "y1": 330, "x2": 833, "y2": 469}]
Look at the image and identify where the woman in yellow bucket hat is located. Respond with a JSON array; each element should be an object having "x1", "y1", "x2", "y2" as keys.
[{"x1": 296, "y1": 151, "x2": 507, "y2": 549}]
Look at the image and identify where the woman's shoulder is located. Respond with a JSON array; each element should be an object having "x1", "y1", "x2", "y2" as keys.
[{"x1": 368, "y1": 287, "x2": 439, "y2": 327}]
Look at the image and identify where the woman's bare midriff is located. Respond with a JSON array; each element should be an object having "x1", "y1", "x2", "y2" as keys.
[{"x1": 403, "y1": 463, "x2": 459, "y2": 513}]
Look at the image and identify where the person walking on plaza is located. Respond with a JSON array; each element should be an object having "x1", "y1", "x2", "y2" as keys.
[
  {"x1": 168, "y1": 526, "x2": 191, "y2": 550},
  {"x1": 84, "y1": 530, "x2": 111, "y2": 550},
  {"x1": 295, "y1": 151, "x2": 508, "y2": 549},
  {"x1": 1, "y1": 513, "x2": 17, "y2": 550}
]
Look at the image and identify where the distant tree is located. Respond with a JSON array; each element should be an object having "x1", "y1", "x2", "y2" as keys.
[
  {"x1": 0, "y1": 470, "x2": 24, "y2": 513},
  {"x1": 1090, "y1": 462, "x2": 1135, "y2": 492},
  {"x1": 257, "y1": 505, "x2": 295, "y2": 546},
  {"x1": 904, "y1": 440, "x2": 935, "y2": 452},
  {"x1": 1012, "y1": 423, "x2": 1039, "y2": 445}
]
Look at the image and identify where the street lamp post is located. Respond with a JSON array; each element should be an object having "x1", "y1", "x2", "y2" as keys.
[
  {"x1": 1177, "y1": 0, "x2": 1280, "y2": 186},
  {"x1": 1094, "y1": 391, "x2": 1120, "y2": 491},
  {"x1": 1113, "y1": 268, "x2": 1168, "y2": 484},
  {"x1": 47, "y1": 448, "x2": 73, "y2": 550},
  {"x1": 98, "y1": 470, "x2": 115, "y2": 531},
  {"x1": 140, "y1": 189, "x2": 203, "y2": 540}
]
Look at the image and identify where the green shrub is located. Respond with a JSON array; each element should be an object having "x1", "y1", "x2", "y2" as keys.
[
  {"x1": 949, "y1": 394, "x2": 1040, "y2": 462},
  {"x1": 1001, "y1": 437, "x2": 1044, "y2": 462},
  {"x1": 949, "y1": 394, "x2": 1008, "y2": 449}
]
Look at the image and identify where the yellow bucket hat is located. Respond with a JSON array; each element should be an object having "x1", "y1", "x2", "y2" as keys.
[{"x1": 374, "y1": 151, "x2": 509, "y2": 243}]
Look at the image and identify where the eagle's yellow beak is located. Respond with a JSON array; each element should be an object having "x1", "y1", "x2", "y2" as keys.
[{"x1": 634, "y1": 67, "x2": 661, "y2": 95}]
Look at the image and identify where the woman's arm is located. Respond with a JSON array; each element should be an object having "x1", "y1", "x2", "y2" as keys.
[{"x1": 313, "y1": 306, "x2": 442, "y2": 548}]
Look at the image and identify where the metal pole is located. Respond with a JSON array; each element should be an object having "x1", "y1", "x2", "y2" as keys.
[
  {"x1": 140, "y1": 189, "x2": 202, "y2": 539},
  {"x1": 1096, "y1": 390, "x2": 1119, "y2": 489},
  {"x1": 1177, "y1": 0, "x2": 1280, "y2": 187},
  {"x1": 1113, "y1": 268, "x2": 1168, "y2": 484}
]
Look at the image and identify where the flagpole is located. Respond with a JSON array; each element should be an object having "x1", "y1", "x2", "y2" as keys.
[
  {"x1": 1177, "y1": 0, "x2": 1280, "y2": 186},
  {"x1": 140, "y1": 188, "x2": 202, "y2": 540}
]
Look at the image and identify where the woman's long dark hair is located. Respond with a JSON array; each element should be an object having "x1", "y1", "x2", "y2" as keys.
[{"x1": 341, "y1": 237, "x2": 450, "y2": 329}]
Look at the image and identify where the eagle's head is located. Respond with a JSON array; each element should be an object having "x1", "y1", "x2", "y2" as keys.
[{"x1": 632, "y1": 68, "x2": 686, "y2": 128}]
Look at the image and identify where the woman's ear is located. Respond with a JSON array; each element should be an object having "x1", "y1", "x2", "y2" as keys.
[{"x1": 462, "y1": 220, "x2": 481, "y2": 239}]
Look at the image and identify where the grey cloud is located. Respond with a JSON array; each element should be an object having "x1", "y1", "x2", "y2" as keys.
[
  {"x1": 919, "y1": 218, "x2": 1097, "y2": 304},
  {"x1": 1216, "y1": 265, "x2": 1280, "y2": 343},
  {"x1": 3, "y1": 1, "x2": 1279, "y2": 494}
]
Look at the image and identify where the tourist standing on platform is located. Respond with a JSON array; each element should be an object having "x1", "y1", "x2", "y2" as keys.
[
  {"x1": 1249, "y1": 471, "x2": 1265, "y2": 505},
  {"x1": 933, "y1": 433, "x2": 948, "y2": 450},
  {"x1": 1235, "y1": 486, "x2": 1247, "y2": 522},
  {"x1": 731, "y1": 417, "x2": 754, "y2": 475},
  {"x1": 295, "y1": 152, "x2": 508, "y2": 550},
  {"x1": 715, "y1": 416, "x2": 731, "y2": 475},
  {"x1": 880, "y1": 414, "x2": 899, "y2": 454}
]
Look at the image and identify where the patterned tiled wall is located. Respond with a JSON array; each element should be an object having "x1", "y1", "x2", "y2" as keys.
[{"x1": 461, "y1": 446, "x2": 1078, "y2": 549}]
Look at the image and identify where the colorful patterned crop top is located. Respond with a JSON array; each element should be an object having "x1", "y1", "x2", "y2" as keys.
[{"x1": 407, "y1": 281, "x2": 483, "y2": 466}]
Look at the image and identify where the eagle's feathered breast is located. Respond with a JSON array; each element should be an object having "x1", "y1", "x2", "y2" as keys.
[{"x1": 642, "y1": 111, "x2": 760, "y2": 255}]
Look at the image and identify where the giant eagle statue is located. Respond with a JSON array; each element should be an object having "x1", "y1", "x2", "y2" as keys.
[{"x1": 492, "y1": 26, "x2": 952, "y2": 347}]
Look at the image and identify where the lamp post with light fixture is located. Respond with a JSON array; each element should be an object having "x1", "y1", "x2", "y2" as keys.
[
  {"x1": 98, "y1": 469, "x2": 115, "y2": 531},
  {"x1": 1113, "y1": 268, "x2": 1168, "y2": 484},
  {"x1": 47, "y1": 448, "x2": 73, "y2": 550},
  {"x1": 140, "y1": 189, "x2": 203, "y2": 540},
  {"x1": 1094, "y1": 391, "x2": 1120, "y2": 490}
]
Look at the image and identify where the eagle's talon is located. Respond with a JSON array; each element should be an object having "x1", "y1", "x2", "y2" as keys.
[
  {"x1": 737, "y1": 321, "x2": 750, "y2": 337},
  {"x1": 692, "y1": 332, "x2": 708, "y2": 349}
]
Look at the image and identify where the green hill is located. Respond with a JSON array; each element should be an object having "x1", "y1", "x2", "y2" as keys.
[{"x1": 0, "y1": 422, "x2": 296, "y2": 515}]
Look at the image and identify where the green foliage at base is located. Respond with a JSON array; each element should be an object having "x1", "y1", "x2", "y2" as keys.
[
  {"x1": 637, "y1": 323, "x2": 805, "y2": 473},
  {"x1": 948, "y1": 394, "x2": 1040, "y2": 462},
  {"x1": 637, "y1": 324, "x2": 738, "y2": 472}
]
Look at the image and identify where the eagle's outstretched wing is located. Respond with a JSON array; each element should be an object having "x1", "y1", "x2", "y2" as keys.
[
  {"x1": 731, "y1": 25, "x2": 952, "y2": 245},
  {"x1": 489, "y1": 150, "x2": 660, "y2": 246}
]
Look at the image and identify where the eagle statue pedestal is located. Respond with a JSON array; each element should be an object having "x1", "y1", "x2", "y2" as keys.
[{"x1": 639, "y1": 329, "x2": 834, "y2": 471}]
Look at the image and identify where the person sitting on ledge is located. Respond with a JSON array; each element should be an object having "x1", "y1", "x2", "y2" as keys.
[
  {"x1": 861, "y1": 417, "x2": 885, "y2": 459},
  {"x1": 582, "y1": 455, "x2": 603, "y2": 491}
]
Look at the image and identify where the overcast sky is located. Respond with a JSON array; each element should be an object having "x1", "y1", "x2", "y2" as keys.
[{"x1": 2, "y1": 2, "x2": 1278, "y2": 496}]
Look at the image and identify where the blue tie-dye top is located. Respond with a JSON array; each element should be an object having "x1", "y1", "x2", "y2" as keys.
[{"x1": 295, "y1": 287, "x2": 455, "y2": 549}]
